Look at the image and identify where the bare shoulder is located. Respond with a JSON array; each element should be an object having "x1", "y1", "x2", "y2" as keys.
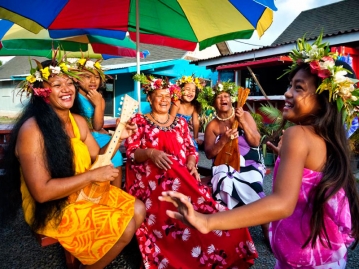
[
  {"x1": 72, "y1": 113, "x2": 90, "y2": 139},
  {"x1": 16, "y1": 118, "x2": 42, "y2": 156},
  {"x1": 18, "y1": 117, "x2": 41, "y2": 138},
  {"x1": 72, "y1": 113, "x2": 88, "y2": 127}
]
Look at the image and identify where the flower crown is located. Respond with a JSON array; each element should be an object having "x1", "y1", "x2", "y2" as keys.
[
  {"x1": 197, "y1": 81, "x2": 239, "y2": 111},
  {"x1": 71, "y1": 57, "x2": 107, "y2": 82},
  {"x1": 133, "y1": 73, "x2": 182, "y2": 102},
  {"x1": 283, "y1": 32, "x2": 359, "y2": 126},
  {"x1": 18, "y1": 50, "x2": 80, "y2": 103},
  {"x1": 176, "y1": 75, "x2": 205, "y2": 91}
]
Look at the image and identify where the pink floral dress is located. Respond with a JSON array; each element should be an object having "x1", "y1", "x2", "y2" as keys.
[
  {"x1": 125, "y1": 114, "x2": 258, "y2": 269},
  {"x1": 270, "y1": 157, "x2": 354, "y2": 269}
]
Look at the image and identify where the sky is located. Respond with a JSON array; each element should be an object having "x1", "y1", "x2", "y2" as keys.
[
  {"x1": 227, "y1": 0, "x2": 343, "y2": 53},
  {"x1": 0, "y1": 0, "x2": 344, "y2": 64}
]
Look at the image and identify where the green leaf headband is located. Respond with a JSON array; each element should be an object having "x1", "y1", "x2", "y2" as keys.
[
  {"x1": 176, "y1": 75, "x2": 205, "y2": 91},
  {"x1": 18, "y1": 49, "x2": 80, "y2": 101},
  {"x1": 197, "y1": 81, "x2": 239, "y2": 111},
  {"x1": 133, "y1": 73, "x2": 182, "y2": 102},
  {"x1": 283, "y1": 32, "x2": 359, "y2": 126},
  {"x1": 72, "y1": 57, "x2": 107, "y2": 83}
]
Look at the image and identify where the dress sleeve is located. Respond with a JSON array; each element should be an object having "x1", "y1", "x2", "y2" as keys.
[
  {"x1": 125, "y1": 114, "x2": 146, "y2": 162},
  {"x1": 180, "y1": 117, "x2": 199, "y2": 163}
]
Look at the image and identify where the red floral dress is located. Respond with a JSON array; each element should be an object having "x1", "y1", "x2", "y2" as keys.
[{"x1": 125, "y1": 114, "x2": 258, "y2": 269}]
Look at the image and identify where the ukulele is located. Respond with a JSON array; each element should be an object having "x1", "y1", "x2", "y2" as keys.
[
  {"x1": 68, "y1": 94, "x2": 139, "y2": 204},
  {"x1": 213, "y1": 87, "x2": 250, "y2": 171}
]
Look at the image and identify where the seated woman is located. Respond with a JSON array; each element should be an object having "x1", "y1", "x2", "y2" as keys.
[
  {"x1": 125, "y1": 74, "x2": 258, "y2": 269},
  {"x1": 200, "y1": 82, "x2": 269, "y2": 241},
  {"x1": 0, "y1": 55, "x2": 145, "y2": 269}
]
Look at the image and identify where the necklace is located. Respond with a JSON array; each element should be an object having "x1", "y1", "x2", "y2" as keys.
[
  {"x1": 150, "y1": 112, "x2": 170, "y2": 124},
  {"x1": 214, "y1": 107, "x2": 235, "y2": 121}
]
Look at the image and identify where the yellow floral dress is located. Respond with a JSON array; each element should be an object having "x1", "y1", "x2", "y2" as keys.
[{"x1": 20, "y1": 112, "x2": 135, "y2": 265}]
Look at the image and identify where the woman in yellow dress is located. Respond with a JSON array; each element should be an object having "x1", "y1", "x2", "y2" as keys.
[{"x1": 0, "y1": 55, "x2": 145, "y2": 269}]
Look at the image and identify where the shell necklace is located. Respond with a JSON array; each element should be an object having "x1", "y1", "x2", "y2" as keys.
[
  {"x1": 150, "y1": 112, "x2": 170, "y2": 124},
  {"x1": 214, "y1": 107, "x2": 234, "y2": 121}
]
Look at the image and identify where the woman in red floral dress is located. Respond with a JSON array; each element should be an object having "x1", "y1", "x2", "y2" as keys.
[{"x1": 125, "y1": 75, "x2": 257, "y2": 269}]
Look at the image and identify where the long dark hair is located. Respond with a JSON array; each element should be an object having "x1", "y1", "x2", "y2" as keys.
[
  {"x1": 287, "y1": 63, "x2": 359, "y2": 249},
  {"x1": 0, "y1": 62, "x2": 75, "y2": 231}
]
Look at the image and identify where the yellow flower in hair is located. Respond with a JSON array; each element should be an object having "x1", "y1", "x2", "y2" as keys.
[
  {"x1": 59, "y1": 62, "x2": 68, "y2": 72},
  {"x1": 94, "y1": 62, "x2": 102, "y2": 70},
  {"x1": 26, "y1": 75, "x2": 36, "y2": 83},
  {"x1": 41, "y1": 67, "x2": 50, "y2": 80},
  {"x1": 78, "y1": 58, "x2": 86, "y2": 66}
]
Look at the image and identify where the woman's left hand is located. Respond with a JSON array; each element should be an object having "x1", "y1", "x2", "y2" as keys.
[
  {"x1": 119, "y1": 122, "x2": 138, "y2": 140},
  {"x1": 187, "y1": 162, "x2": 201, "y2": 181}
]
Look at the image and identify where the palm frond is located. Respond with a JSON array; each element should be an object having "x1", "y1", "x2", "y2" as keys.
[{"x1": 258, "y1": 104, "x2": 283, "y2": 124}]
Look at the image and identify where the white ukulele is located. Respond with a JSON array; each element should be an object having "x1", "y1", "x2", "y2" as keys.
[{"x1": 68, "y1": 94, "x2": 139, "y2": 204}]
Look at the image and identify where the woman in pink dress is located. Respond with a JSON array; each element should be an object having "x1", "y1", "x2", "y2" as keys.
[
  {"x1": 125, "y1": 74, "x2": 258, "y2": 269},
  {"x1": 160, "y1": 34, "x2": 359, "y2": 269}
]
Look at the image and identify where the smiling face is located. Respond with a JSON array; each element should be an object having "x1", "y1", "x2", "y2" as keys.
[
  {"x1": 283, "y1": 68, "x2": 320, "y2": 124},
  {"x1": 181, "y1": 83, "x2": 196, "y2": 103},
  {"x1": 44, "y1": 75, "x2": 76, "y2": 111},
  {"x1": 148, "y1": 89, "x2": 171, "y2": 114},
  {"x1": 78, "y1": 70, "x2": 101, "y2": 93},
  {"x1": 214, "y1": 92, "x2": 232, "y2": 113}
]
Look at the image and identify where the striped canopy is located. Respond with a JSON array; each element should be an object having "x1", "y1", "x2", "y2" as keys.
[
  {"x1": 0, "y1": 20, "x2": 149, "y2": 59},
  {"x1": 0, "y1": 0, "x2": 277, "y2": 51}
]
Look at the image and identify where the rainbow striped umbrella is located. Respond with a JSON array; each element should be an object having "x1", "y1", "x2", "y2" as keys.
[
  {"x1": 0, "y1": 0, "x2": 277, "y2": 110},
  {"x1": 0, "y1": 0, "x2": 277, "y2": 51},
  {"x1": 0, "y1": 20, "x2": 149, "y2": 59}
]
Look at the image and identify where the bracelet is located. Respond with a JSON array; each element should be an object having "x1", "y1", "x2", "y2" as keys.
[{"x1": 149, "y1": 149, "x2": 154, "y2": 158}]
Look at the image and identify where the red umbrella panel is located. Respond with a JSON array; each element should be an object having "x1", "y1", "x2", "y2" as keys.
[{"x1": 0, "y1": 0, "x2": 277, "y2": 51}]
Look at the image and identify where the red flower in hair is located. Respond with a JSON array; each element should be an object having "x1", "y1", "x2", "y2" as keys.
[
  {"x1": 309, "y1": 61, "x2": 320, "y2": 74},
  {"x1": 33, "y1": 88, "x2": 52, "y2": 103}
]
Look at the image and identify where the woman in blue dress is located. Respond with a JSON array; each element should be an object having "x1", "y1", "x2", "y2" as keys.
[
  {"x1": 170, "y1": 75, "x2": 205, "y2": 151},
  {"x1": 71, "y1": 58, "x2": 124, "y2": 187}
]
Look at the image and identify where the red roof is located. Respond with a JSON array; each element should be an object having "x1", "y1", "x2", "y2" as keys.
[{"x1": 217, "y1": 56, "x2": 292, "y2": 70}]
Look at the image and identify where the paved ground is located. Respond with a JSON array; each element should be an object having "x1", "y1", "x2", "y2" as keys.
[{"x1": 1, "y1": 150, "x2": 358, "y2": 268}]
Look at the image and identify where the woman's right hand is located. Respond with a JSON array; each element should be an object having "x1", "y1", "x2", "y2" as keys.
[
  {"x1": 266, "y1": 130, "x2": 284, "y2": 155},
  {"x1": 87, "y1": 89, "x2": 103, "y2": 108},
  {"x1": 90, "y1": 164, "x2": 119, "y2": 182},
  {"x1": 159, "y1": 191, "x2": 210, "y2": 234},
  {"x1": 224, "y1": 127, "x2": 238, "y2": 142},
  {"x1": 149, "y1": 149, "x2": 173, "y2": 171}
]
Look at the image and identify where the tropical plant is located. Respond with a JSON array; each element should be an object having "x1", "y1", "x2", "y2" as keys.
[{"x1": 252, "y1": 104, "x2": 293, "y2": 156}]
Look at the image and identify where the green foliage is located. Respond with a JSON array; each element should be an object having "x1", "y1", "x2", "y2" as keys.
[
  {"x1": 349, "y1": 128, "x2": 359, "y2": 156},
  {"x1": 252, "y1": 104, "x2": 293, "y2": 156},
  {"x1": 198, "y1": 109, "x2": 214, "y2": 133}
]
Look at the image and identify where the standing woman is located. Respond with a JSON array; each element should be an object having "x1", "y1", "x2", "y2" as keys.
[
  {"x1": 160, "y1": 34, "x2": 359, "y2": 269},
  {"x1": 71, "y1": 58, "x2": 124, "y2": 188},
  {"x1": 125, "y1": 74, "x2": 258, "y2": 269},
  {"x1": 0, "y1": 55, "x2": 145, "y2": 269},
  {"x1": 170, "y1": 75, "x2": 205, "y2": 150}
]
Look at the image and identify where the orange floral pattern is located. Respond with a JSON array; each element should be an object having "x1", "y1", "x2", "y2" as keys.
[{"x1": 21, "y1": 112, "x2": 135, "y2": 265}]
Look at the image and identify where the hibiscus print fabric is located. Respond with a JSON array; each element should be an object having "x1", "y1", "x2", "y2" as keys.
[{"x1": 125, "y1": 114, "x2": 258, "y2": 269}]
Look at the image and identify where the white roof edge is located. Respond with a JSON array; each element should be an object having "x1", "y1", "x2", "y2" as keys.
[{"x1": 195, "y1": 32, "x2": 359, "y2": 67}]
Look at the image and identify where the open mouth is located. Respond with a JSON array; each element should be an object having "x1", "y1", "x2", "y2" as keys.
[
  {"x1": 61, "y1": 95, "x2": 72, "y2": 101},
  {"x1": 284, "y1": 102, "x2": 293, "y2": 108}
]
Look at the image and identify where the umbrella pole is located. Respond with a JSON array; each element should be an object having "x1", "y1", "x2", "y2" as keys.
[{"x1": 136, "y1": 0, "x2": 141, "y2": 113}]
